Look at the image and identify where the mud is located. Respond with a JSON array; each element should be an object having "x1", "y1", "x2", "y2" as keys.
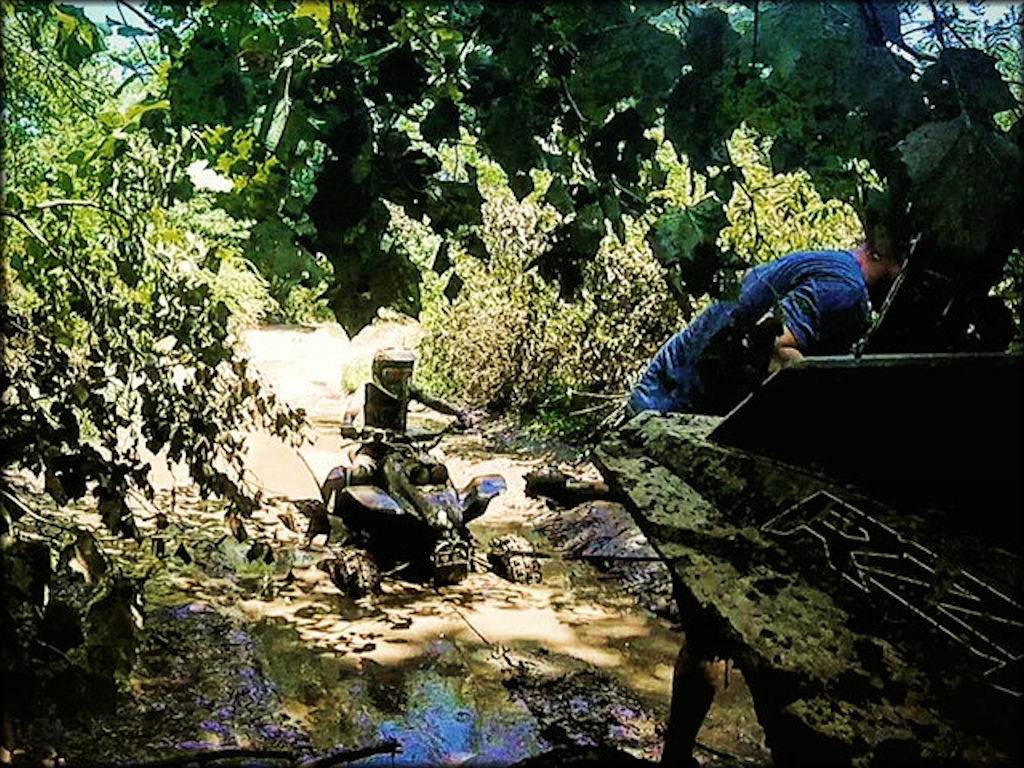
[
  {"x1": 533, "y1": 500, "x2": 679, "y2": 624},
  {"x1": 9, "y1": 322, "x2": 734, "y2": 766}
]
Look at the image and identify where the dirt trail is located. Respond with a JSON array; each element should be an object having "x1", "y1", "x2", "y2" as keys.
[
  {"x1": 224, "y1": 321, "x2": 682, "y2": 763},
  {"x1": 19, "y1": 320, "x2": 769, "y2": 766}
]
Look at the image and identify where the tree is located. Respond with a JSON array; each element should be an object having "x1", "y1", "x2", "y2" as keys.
[
  {"x1": 102, "y1": 0, "x2": 1020, "y2": 349},
  {"x1": 4, "y1": 0, "x2": 1022, "y2": 530},
  {"x1": 2, "y1": 2, "x2": 305, "y2": 536}
]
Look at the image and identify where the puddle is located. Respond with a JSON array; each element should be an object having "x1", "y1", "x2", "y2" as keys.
[{"x1": 253, "y1": 619, "x2": 547, "y2": 765}]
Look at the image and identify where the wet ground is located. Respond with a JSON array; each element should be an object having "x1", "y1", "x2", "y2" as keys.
[{"x1": 11, "y1": 321, "x2": 771, "y2": 766}]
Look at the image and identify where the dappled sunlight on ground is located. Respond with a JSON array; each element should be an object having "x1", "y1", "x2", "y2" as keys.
[{"x1": 8, "y1": 321, "x2": 772, "y2": 765}]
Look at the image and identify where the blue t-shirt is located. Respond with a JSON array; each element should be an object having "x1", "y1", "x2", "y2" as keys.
[{"x1": 627, "y1": 250, "x2": 870, "y2": 414}]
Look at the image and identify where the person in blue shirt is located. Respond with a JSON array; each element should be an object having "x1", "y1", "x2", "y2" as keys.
[{"x1": 626, "y1": 243, "x2": 905, "y2": 416}]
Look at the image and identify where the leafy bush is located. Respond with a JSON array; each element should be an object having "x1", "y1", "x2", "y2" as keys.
[
  {"x1": 2, "y1": 6, "x2": 305, "y2": 535},
  {"x1": 719, "y1": 126, "x2": 866, "y2": 262},
  {"x1": 417, "y1": 168, "x2": 683, "y2": 422},
  {"x1": 416, "y1": 126, "x2": 865, "y2": 432}
]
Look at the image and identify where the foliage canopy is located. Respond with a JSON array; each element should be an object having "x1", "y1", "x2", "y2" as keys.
[
  {"x1": 2, "y1": 0, "x2": 1023, "y2": 531},
  {"x1": 9, "y1": 2, "x2": 1016, "y2": 338}
]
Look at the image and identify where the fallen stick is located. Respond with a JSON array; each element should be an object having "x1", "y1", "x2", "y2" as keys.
[
  {"x1": 299, "y1": 739, "x2": 402, "y2": 768},
  {"x1": 61, "y1": 738, "x2": 402, "y2": 768},
  {"x1": 65, "y1": 748, "x2": 296, "y2": 768}
]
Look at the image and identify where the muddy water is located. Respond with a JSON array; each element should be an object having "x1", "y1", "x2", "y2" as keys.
[
  {"x1": 252, "y1": 620, "x2": 545, "y2": 765},
  {"x1": 212, "y1": 519, "x2": 681, "y2": 762},
  {"x1": 70, "y1": 321, "x2": 767, "y2": 765},
  {"x1": 134, "y1": 322, "x2": 682, "y2": 762}
]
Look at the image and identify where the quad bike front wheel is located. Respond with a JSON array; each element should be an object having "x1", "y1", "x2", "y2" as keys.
[
  {"x1": 488, "y1": 534, "x2": 542, "y2": 584},
  {"x1": 326, "y1": 548, "x2": 382, "y2": 598},
  {"x1": 432, "y1": 537, "x2": 472, "y2": 587}
]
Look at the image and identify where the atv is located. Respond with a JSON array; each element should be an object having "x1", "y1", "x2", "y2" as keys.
[{"x1": 316, "y1": 349, "x2": 542, "y2": 597}]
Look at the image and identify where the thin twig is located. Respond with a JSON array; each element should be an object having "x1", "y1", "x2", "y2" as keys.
[
  {"x1": 116, "y1": 1, "x2": 158, "y2": 74},
  {"x1": 561, "y1": 76, "x2": 591, "y2": 127},
  {"x1": 115, "y1": 0, "x2": 163, "y2": 32},
  {"x1": 733, "y1": 176, "x2": 765, "y2": 251},
  {"x1": 299, "y1": 739, "x2": 402, "y2": 768},
  {"x1": 610, "y1": 177, "x2": 646, "y2": 207},
  {"x1": 566, "y1": 388, "x2": 627, "y2": 402},
  {"x1": 569, "y1": 401, "x2": 619, "y2": 417},
  {"x1": 405, "y1": 19, "x2": 447, "y2": 69},
  {"x1": 294, "y1": 450, "x2": 325, "y2": 496},
  {"x1": 33, "y1": 638, "x2": 75, "y2": 664},
  {"x1": 98, "y1": 748, "x2": 296, "y2": 768},
  {"x1": 32, "y1": 198, "x2": 135, "y2": 231}
]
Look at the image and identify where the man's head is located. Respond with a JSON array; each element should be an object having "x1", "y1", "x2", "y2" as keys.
[
  {"x1": 859, "y1": 187, "x2": 912, "y2": 288},
  {"x1": 858, "y1": 243, "x2": 905, "y2": 284},
  {"x1": 854, "y1": 242, "x2": 905, "y2": 304}
]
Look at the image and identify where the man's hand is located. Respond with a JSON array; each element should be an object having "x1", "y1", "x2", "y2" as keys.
[
  {"x1": 455, "y1": 407, "x2": 485, "y2": 429},
  {"x1": 769, "y1": 325, "x2": 804, "y2": 374}
]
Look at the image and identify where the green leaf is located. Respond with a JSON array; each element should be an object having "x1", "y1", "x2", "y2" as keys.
[
  {"x1": 568, "y1": 18, "x2": 685, "y2": 125},
  {"x1": 920, "y1": 49, "x2": 1016, "y2": 124},
  {"x1": 113, "y1": 23, "x2": 148, "y2": 38},
  {"x1": 122, "y1": 98, "x2": 171, "y2": 128},
  {"x1": 371, "y1": 44, "x2": 427, "y2": 108},
  {"x1": 420, "y1": 178, "x2": 484, "y2": 233},
  {"x1": 53, "y1": 4, "x2": 106, "y2": 67},
  {"x1": 443, "y1": 271, "x2": 463, "y2": 301},
  {"x1": 648, "y1": 199, "x2": 729, "y2": 298},
  {"x1": 56, "y1": 170, "x2": 74, "y2": 195},
  {"x1": 4, "y1": 190, "x2": 24, "y2": 212},
  {"x1": 509, "y1": 172, "x2": 533, "y2": 202},
  {"x1": 167, "y1": 27, "x2": 252, "y2": 128},
  {"x1": 758, "y1": 4, "x2": 816, "y2": 79},
  {"x1": 586, "y1": 107, "x2": 654, "y2": 183},
  {"x1": 663, "y1": 8, "x2": 740, "y2": 170},
  {"x1": 544, "y1": 177, "x2": 574, "y2": 215},
  {"x1": 481, "y1": 93, "x2": 542, "y2": 175},
  {"x1": 245, "y1": 218, "x2": 320, "y2": 285},
  {"x1": 325, "y1": 213, "x2": 422, "y2": 334},
  {"x1": 898, "y1": 117, "x2": 1023, "y2": 275},
  {"x1": 420, "y1": 97, "x2": 461, "y2": 144}
]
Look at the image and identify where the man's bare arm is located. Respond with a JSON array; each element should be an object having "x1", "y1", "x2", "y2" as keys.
[
  {"x1": 769, "y1": 325, "x2": 804, "y2": 374},
  {"x1": 409, "y1": 384, "x2": 460, "y2": 416}
]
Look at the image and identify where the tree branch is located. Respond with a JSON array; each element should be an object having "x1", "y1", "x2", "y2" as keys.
[
  {"x1": 927, "y1": 0, "x2": 948, "y2": 47},
  {"x1": 117, "y1": 2, "x2": 159, "y2": 75},
  {"x1": 299, "y1": 739, "x2": 402, "y2": 768},
  {"x1": 0, "y1": 211, "x2": 95, "y2": 296},
  {"x1": 114, "y1": 0, "x2": 163, "y2": 33},
  {"x1": 751, "y1": 0, "x2": 760, "y2": 65},
  {"x1": 32, "y1": 199, "x2": 135, "y2": 231},
  {"x1": 406, "y1": 20, "x2": 447, "y2": 70}
]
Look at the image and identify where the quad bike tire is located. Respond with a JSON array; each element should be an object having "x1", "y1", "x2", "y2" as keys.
[
  {"x1": 432, "y1": 538, "x2": 472, "y2": 587},
  {"x1": 328, "y1": 548, "x2": 381, "y2": 598},
  {"x1": 488, "y1": 534, "x2": 542, "y2": 584}
]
